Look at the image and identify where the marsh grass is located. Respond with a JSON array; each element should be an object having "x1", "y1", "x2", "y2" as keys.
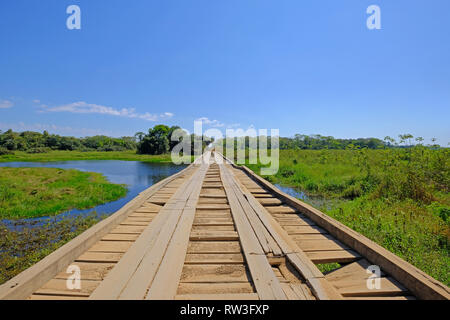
[
  {"x1": 245, "y1": 148, "x2": 449, "y2": 285},
  {"x1": 0, "y1": 213, "x2": 102, "y2": 285},
  {"x1": 0, "y1": 167, "x2": 128, "y2": 219}
]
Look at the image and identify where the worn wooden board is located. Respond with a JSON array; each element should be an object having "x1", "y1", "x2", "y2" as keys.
[{"x1": 220, "y1": 164, "x2": 287, "y2": 300}]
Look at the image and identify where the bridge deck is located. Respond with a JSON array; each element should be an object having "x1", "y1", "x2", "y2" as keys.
[{"x1": 0, "y1": 152, "x2": 448, "y2": 300}]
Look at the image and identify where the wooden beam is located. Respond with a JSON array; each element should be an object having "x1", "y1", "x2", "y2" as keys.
[{"x1": 220, "y1": 164, "x2": 287, "y2": 300}]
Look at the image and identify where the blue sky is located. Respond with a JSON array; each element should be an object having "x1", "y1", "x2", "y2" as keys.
[{"x1": 0, "y1": 0, "x2": 449, "y2": 144}]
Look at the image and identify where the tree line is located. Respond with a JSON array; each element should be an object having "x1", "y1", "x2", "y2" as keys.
[
  {"x1": 1, "y1": 127, "x2": 444, "y2": 156},
  {"x1": 0, "y1": 129, "x2": 136, "y2": 154},
  {"x1": 220, "y1": 134, "x2": 444, "y2": 151}
]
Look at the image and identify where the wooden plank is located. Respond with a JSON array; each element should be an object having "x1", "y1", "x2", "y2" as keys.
[
  {"x1": 175, "y1": 293, "x2": 259, "y2": 300},
  {"x1": 190, "y1": 231, "x2": 239, "y2": 241},
  {"x1": 29, "y1": 294, "x2": 86, "y2": 300},
  {"x1": 284, "y1": 225, "x2": 327, "y2": 235},
  {"x1": 325, "y1": 259, "x2": 386, "y2": 282},
  {"x1": 258, "y1": 198, "x2": 283, "y2": 206},
  {"x1": 187, "y1": 241, "x2": 242, "y2": 254},
  {"x1": 179, "y1": 265, "x2": 251, "y2": 283},
  {"x1": 128, "y1": 212, "x2": 157, "y2": 218},
  {"x1": 290, "y1": 283, "x2": 315, "y2": 300},
  {"x1": 253, "y1": 194, "x2": 274, "y2": 198},
  {"x1": 146, "y1": 165, "x2": 209, "y2": 300},
  {"x1": 76, "y1": 252, "x2": 123, "y2": 263},
  {"x1": 135, "y1": 207, "x2": 161, "y2": 213},
  {"x1": 276, "y1": 217, "x2": 315, "y2": 226},
  {"x1": 296, "y1": 239, "x2": 349, "y2": 252},
  {"x1": 266, "y1": 206, "x2": 299, "y2": 214},
  {"x1": 123, "y1": 217, "x2": 153, "y2": 223},
  {"x1": 88, "y1": 241, "x2": 132, "y2": 253},
  {"x1": 220, "y1": 164, "x2": 287, "y2": 300},
  {"x1": 191, "y1": 225, "x2": 235, "y2": 231},
  {"x1": 54, "y1": 262, "x2": 115, "y2": 281},
  {"x1": 110, "y1": 225, "x2": 146, "y2": 234},
  {"x1": 185, "y1": 253, "x2": 244, "y2": 264},
  {"x1": 201, "y1": 184, "x2": 223, "y2": 188},
  {"x1": 280, "y1": 282, "x2": 301, "y2": 300},
  {"x1": 335, "y1": 277, "x2": 409, "y2": 297},
  {"x1": 306, "y1": 250, "x2": 361, "y2": 264},
  {"x1": 348, "y1": 296, "x2": 416, "y2": 300},
  {"x1": 193, "y1": 217, "x2": 234, "y2": 226},
  {"x1": 195, "y1": 210, "x2": 232, "y2": 216},
  {"x1": 119, "y1": 221, "x2": 150, "y2": 226},
  {"x1": 101, "y1": 234, "x2": 139, "y2": 242},
  {"x1": 291, "y1": 234, "x2": 334, "y2": 241},
  {"x1": 90, "y1": 165, "x2": 203, "y2": 300},
  {"x1": 177, "y1": 282, "x2": 254, "y2": 295},
  {"x1": 119, "y1": 165, "x2": 208, "y2": 300},
  {"x1": 197, "y1": 198, "x2": 228, "y2": 204},
  {"x1": 199, "y1": 194, "x2": 227, "y2": 198},
  {"x1": 230, "y1": 176, "x2": 282, "y2": 255},
  {"x1": 196, "y1": 204, "x2": 230, "y2": 210},
  {"x1": 35, "y1": 279, "x2": 101, "y2": 297}
]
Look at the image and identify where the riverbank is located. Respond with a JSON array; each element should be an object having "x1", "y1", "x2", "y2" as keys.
[
  {"x1": 0, "y1": 167, "x2": 127, "y2": 219},
  {"x1": 246, "y1": 148, "x2": 449, "y2": 286},
  {"x1": 0, "y1": 150, "x2": 173, "y2": 163}
]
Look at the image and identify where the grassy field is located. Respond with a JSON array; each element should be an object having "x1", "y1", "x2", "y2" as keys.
[
  {"x1": 0, "y1": 167, "x2": 127, "y2": 219},
  {"x1": 0, "y1": 150, "x2": 173, "y2": 163},
  {"x1": 245, "y1": 148, "x2": 449, "y2": 285}
]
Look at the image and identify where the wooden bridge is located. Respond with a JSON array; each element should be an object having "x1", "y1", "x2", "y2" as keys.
[{"x1": 0, "y1": 151, "x2": 448, "y2": 300}]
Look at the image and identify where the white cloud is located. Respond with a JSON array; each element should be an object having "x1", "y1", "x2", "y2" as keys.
[
  {"x1": 40, "y1": 101, "x2": 174, "y2": 122},
  {"x1": 195, "y1": 117, "x2": 225, "y2": 127},
  {"x1": 33, "y1": 99, "x2": 40, "y2": 104},
  {"x1": 0, "y1": 100, "x2": 13, "y2": 109}
]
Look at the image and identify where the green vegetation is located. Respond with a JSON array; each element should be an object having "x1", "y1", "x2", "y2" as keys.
[
  {"x1": 0, "y1": 167, "x2": 127, "y2": 219},
  {"x1": 0, "y1": 150, "x2": 172, "y2": 163},
  {"x1": 0, "y1": 125, "x2": 209, "y2": 159},
  {"x1": 136, "y1": 124, "x2": 211, "y2": 155},
  {"x1": 279, "y1": 134, "x2": 387, "y2": 149},
  {"x1": 0, "y1": 213, "x2": 102, "y2": 285},
  {"x1": 240, "y1": 138, "x2": 449, "y2": 285},
  {"x1": 220, "y1": 134, "x2": 388, "y2": 150},
  {"x1": 0, "y1": 129, "x2": 136, "y2": 153}
]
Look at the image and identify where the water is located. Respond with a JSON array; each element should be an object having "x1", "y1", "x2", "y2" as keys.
[
  {"x1": 274, "y1": 183, "x2": 341, "y2": 211},
  {"x1": 0, "y1": 161, "x2": 186, "y2": 231}
]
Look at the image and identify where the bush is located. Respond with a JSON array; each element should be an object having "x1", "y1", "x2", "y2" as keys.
[{"x1": 0, "y1": 148, "x2": 14, "y2": 155}]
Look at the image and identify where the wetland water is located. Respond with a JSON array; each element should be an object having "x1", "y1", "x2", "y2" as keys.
[
  {"x1": 274, "y1": 183, "x2": 342, "y2": 211},
  {"x1": 0, "y1": 160, "x2": 187, "y2": 231}
]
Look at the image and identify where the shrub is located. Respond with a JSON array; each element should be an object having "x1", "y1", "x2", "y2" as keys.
[{"x1": 0, "y1": 147, "x2": 14, "y2": 156}]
